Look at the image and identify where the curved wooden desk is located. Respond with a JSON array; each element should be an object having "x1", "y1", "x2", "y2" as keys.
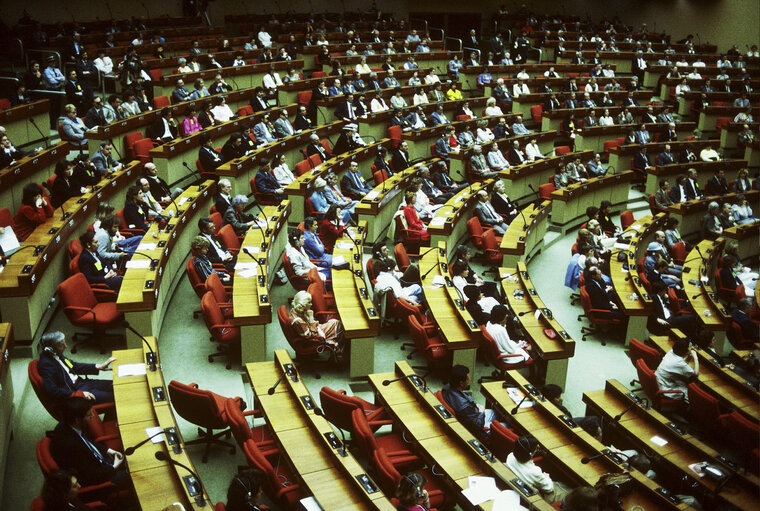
[
  {"x1": 550, "y1": 170, "x2": 635, "y2": 232},
  {"x1": 0, "y1": 323, "x2": 14, "y2": 482},
  {"x1": 233, "y1": 201, "x2": 290, "y2": 363},
  {"x1": 117, "y1": 181, "x2": 214, "y2": 348},
  {"x1": 113, "y1": 337, "x2": 212, "y2": 510},
  {"x1": 0, "y1": 99, "x2": 50, "y2": 148},
  {"x1": 369, "y1": 361, "x2": 556, "y2": 511},
  {"x1": 576, "y1": 122, "x2": 696, "y2": 154},
  {"x1": 483, "y1": 372, "x2": 690, "y2": 510},
  {"x1": 0, "y1": 161, "x2": 140, "y2": 342},
  {"x1": 501, "y1": 262, "x2": 575, "y2": 387},
  {"x1": 668, "y1": 190, "x2": 759, "y2": 240},
  {"x1": 0, "y1": 141, "x2": 69, "y2": 214},
  {"x1": 427, "y1": 180, "x2": 489, "y2": 248},
  {"x1": 648, "y1": 159, "x2": 747, "y2": 196},
  {"x1": 607, "y1": 139, "x2": 716, "y2": 173},
  {"x1": 583, "y1": 379, "x2": 760, "y2": 510},
  {"x1": 499, "y1": 200, "x2": 552, "y2": 267},
  {"x1": 722, "y1": 221, "x2": 760, "y2": 266},
  {"x1": 246, "y1": 350, "x2": 395, "y2": 510},
  {"x1": 499, "y1": 150, "x2": 592, "y2": 205}
]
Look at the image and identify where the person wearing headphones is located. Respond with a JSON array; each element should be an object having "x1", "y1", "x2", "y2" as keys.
[
  {"x1": 37, "y1": 331, "x2": 115, "y2": 404},
  {"x1": 507, "y1": 435, "x2": 570, "y2": 502},
  {"x1": 395, "y1": 472, "x2": 430, "y2": 511},
  {"x1": 225, "y1": 468, "x2": 266, "y2": 511}
]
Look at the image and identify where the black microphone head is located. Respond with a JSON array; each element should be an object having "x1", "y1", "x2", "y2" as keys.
[
  {"x1": 267, "y1": 386, "x2": 276, "y2": 395},
  {"x1": 313, "y1": 407, "x2": 324, "y2": 416},
  {"x1": 155, "y1": 451, "x2": 169, "y2": 461},
  {"x1": 124, "y1": 446, "x2": 136, "y2": 455},
  {"x1": 510, "y1": 406, "x2": 519, "y2": 414},
  {"x1": 382, "y1": 379, "x2": 391, "y2": 386},
  {"x1": 581, "y1": 456, "x2": 591, "y2": 464}
]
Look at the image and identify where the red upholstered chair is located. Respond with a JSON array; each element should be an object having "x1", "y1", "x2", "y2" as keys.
[
  {"x1": 620, "y1": 210, "x2": 635, "y2": 231},
  {"x1": 372, "y1": 448, "x2": 450, "y2": 509},
  {"x1": 186, "y1": 257, "x2": 208, "y2": 300},
  {"x1": 123, "y1": 132, "x2": 144, "y2": 159},
  {"x1": 395, "y1": 213, "x2": 430, "y2": 251},
  {"x1": 56, "y1": 273, "x2": 124, "y2": 353},
  {"x1": 243, "y1": 439, "x2": 304, "y2": 509},
  {"x1": 394, "y1": 242, "x2": 412, "y2": 271},
  {"x1": 530, "y1": 104, "x2": 543, "y2": 124},
  {"x1": 555, "y1": 145, "x2": 571, "y2": 156},
  {"x1": 635, "y1": 358, "x2": 684, "y2": 412},
  {"x1": 629, "y1": 338, "x2": 662, "y2": 371},
  {"x1": 132, "y1": 138, "x2": 155, "y2": 164},
  {"x1": 577, "y1": 285, "x2": 623, "y2": 345},
  {"x1": 307, "y1": 282, "x2": 338, "y2": 321},
  {"x1": 715, "y1": 117, "x2": 731, "y2": 134},
  {"x1": 538, "y1": 182, "x2": 555, "y2": 201},
  {"x1": 719, "y1": 411, "x2": 760, "y2": 465},
  {"x1": 687, "y1": 382, "x2": 729, "y2": 436},
  {"x1": 67, "y1": 238, "x2": 83, "y2": 260},
  {"x1": 434, "y1": 390, "x2": 456, "y2": 416},
  {"x1": 281, "y1": 253, "x2": 320, "y2": 291},
  {"x1": 168, "y1": 381, "x2": 237, "y2": 462},
  {"x1": 276, "y1": 305, "x2": 326, "y2": 378},
  {"x1": 204, "y1": 272, "x2": 233, "y2": 318},
  {"x1": 249, "y1": 176, "x2": 278, "y2": 206},
  {"x1": 387, "y1": 125, "x2": 402, "y2": 148},
  {"x1": 222, "y1": 397, "x2": 278, "y2": 456},
  {"x1": 482, "y1": 228, "x2": 503, "y2": 267},
  {"x1": 114, "y1": 208, "x2": 145, "y2": 237},
  {"x1": 304, "y1": 196, "x2": 325, "y2": 221},
  {"x1": 477, "y1": 326, "x2": 534, "y2": 383},
  {"x1": 209, "y1": 212, "x2": 223, "y2": 234},
  {"x1": 308, "y1": 153, "x2": 322, "y2": 168},
  {"x1": 0, "y1": 207, "x2": 12, "y2": 228},
  {"x1": 152, "y1": 95, "x2": 170, "y2": 109},
  {"x1": 406, "y1": 315, "x2": 450, "y2": 375},
  {"x1": 319, "y1": 387, "x2": 391, "y2": 433},
  {"x1": 200, "y1": 291, "x2": 240, "y2": 369},
  {"x1": 467, "y1": 217, "x2": 491, "y2": 249},
  {"x1": 297, "y1": 90, "x2": 312, "y2": 106},
  {"x1": 671, "y1": 241, "x2": 687, "y2": 265},
  {"x1": 294, "y1": 159, "x2": 311, "y2": 176},
  {"x1": 217, "y1": 224, "x2": 241, "y2": 253},
  {"x1": 715, "y1": 269, "x2": 745, "y2": 305},
  {"x1": 727, "y1": 321, "x2": 756, "y2": 350},
  {"x1": 649, "y1": 194, "x2": 666, "y2": 215},
  {"x1": 351, "y1": 408, "x2": 421, "y2": 471}
]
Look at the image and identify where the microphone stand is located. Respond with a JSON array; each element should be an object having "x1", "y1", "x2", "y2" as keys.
[
  {"x1": 122, "y1": 320, "x2": 157, "y2": 371},
  {"x1": 242, "y1": 248, "x2": 266, "y2": 287},
  {"x1": 314, "y1": 407, "x2": 349, "y2": 456},
  {"x1": 130, "y1": 251, "x2": 159, "y2": 271},
  {"x1": 29, "y1": 118, "x2": 50, "y2": 148},
  {"x1": 125, "y1": 428, "x2": 169, "y2": 455},
  {"x1": 510, "y1": 393, "x2": 531, "y2": 414},
  {"x1": 382, "y1": 373, "x2": 427, "y2": 392},
  {"x1": 154, "y1": 452, "x2": 206, "y2": 507},
  {"x1": 267, "y1": 373, "x2": 284, "y2": 395}
]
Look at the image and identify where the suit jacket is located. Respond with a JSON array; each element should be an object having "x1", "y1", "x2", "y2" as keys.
[
  {"x1": 0, "y1": 146, "x2": 26, "y2": 168},
  {"x1": 391, "y1": 148, "x2": 410, "y2": 171},
  {"x1": 199, "y1": 146, "x2": 222, "y2": 171},
  {"x1": 62, "y1": 116, "x2": 87, "y2": 142},
  {"x1": 491, "y1": 193, "x2": 517, "y2": 220},
  {"x1": 254, "y1": 169, "x2": 281, "y2": 195},
  {"x1": 51, "y1": 422, "x2": 118, "y2": 486},
  {"x1": 506, "y1": 148, "x2": 526, "y2": 166},
  {"x1": 124, "y1": 201, "x2": 149, "y2": 231},
  {"x1": 632, "y1": 152, "x2": 651, "y2": 171},
  {"x1": 334, "y1": 101, "x2": 357, "y2": 120},
  {"x1": 341, "y1": 170, "x2": 372, "y2": 199},
  {"x1": 684, "y1": 178, "x2": 701, "y2": 199},
  {"x1": 223, "y1": 207, "x2": 253, "y2": 236},
  {"x1": 51, "y1": 176, "x2": 81, "y2": 209},
  {"x1": 303, "y1": 230, "x2": 327, "y2": 260},
  {"x1": 433, "y1": 136, "x2": 450, "y2": 158},
  {"x1": 221, "y1": 139, "x2": 245, "y2": 162},
  {"x1": 475, "y1": 201, "x2": 503, "y2": 225},
  {"x1": 647, "y1": 294, "x2": 672, "y2": 335},
  {"x1": 641, "y1": 113, "x2": 657, "y2": 124},
  {"x1": 429, "y1": 112, "x2": 448, "y2": 126},
  {"x1": 732, "y1": 309, "x2": 760, "y2": 341},
  {"x1": 654, "y1": 188, "x2": 673, "y2": 209},
  {"x1": 78, "y1": 250, "x2": 111, "y2": 284},
  {"x1": 586, "y1": 279, "x2": 615, "y2": 311},
  {"x1": 144, "y1": 176, "x2": 171, "y2": 202},
  {"x1": 250, "y1": 96, "x2": 269, "y2": 111},
  {"x1": 147, "y1": 117, "x2": 177, "y2": 141},
  {"x1": 705, "y1": 176, "x2": 728, "y2": 196},
  {"x1": 38, "y1": 351, "x2": 99, "y2": 401},
  {"x1": 307, "y1": 142, "x2": 332, "y2": 161},
  {"x1": 253, "y1": 122, "x2": 276, "y2": 143},
  {"x1": 215, "y1": 194, "x2": 232, "y2": 216},
  {"x1": 273, "y1": 117, "x2": 296, "y2": 138},
  {"x1": 90, "y1": 150, "x2": 116, "y2": 175},
  {"x1": 441, "y1": 383, "x2": 485, "y2": 437},
  {"x1": 294, "y1": 114, "x2": 313, "y2": 131},
  {"x1": 84, "y1": 107, "x2": 106, "y2": 128},
  {"x1": 660, "y1": 129, "x2": 678, "y2": 142},
  {"x1": 656, "y1": 152, "x2": 676, "y2": 166},
  {"x1": 669, "y1": 185, "x2": 687, "y2": 203}
]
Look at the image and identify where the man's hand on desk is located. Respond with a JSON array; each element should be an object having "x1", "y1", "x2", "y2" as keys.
[{"x1": 97, "y1": 357, "x2": 116, "y2": 371}]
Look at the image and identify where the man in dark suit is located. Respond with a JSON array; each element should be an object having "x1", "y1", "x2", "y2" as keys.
[
  {"x1": 335, "y1": 93, "x2": 358, "y2": 121},
  {"x1": 660, "y1": 123, "x2": 678, "y2": 143},
  {"x1": 64, "y1": 70, "x2": 88, "y2": 112},
  {"x1": 647, "y1": 281, "x2": 699, "y2": 338},
  {"x1": 585, "y1": 267, "x2": 624, "y2": 320},
  {"x1": 563, "y1": 92, "x2": 578, "y2": 110},
  {"x1": 341, "y1": 160, "x2": 373, "y2": 200},
  {"x1": 656, "y1": 144, "x2": 677, "y2": 166},
  {"x1": 215, "y1": 179, "x2": 233, "y2": 215},
  {"x1": 50, "y1": 398, "x2": 129, "y2": 488},
  {"x1": 37, "y1": 331, "x2": 115, "y2": 404},
  {"x1": 506, "y1": 140, "x2": 526, "y2": 166},
  {"x1": 391, "y1": 141, "x2": 411, "y2": 171},
  {"x1": 78, "y1": 232, "x2": 123, "y2": 292},
  {"x1": 544, "y1": 93, "x2": 561, "y2": 111},
  {"x1": 249, "y1": 87, "x2": 270, "y2": 111},
  {"x1": 0, "y1": 133, "x2": 26, "y2": 167},
  {"x1": 389, "y1": 108, "x2": 412, "y2": 132},
  {"x1": 633, "y1": 146, "x2": 654, "y2": 173},
  {"x1": 732, "y1": 298, "x2": 760, "y2": 341},
  {"x1": 306, "y1": 133, "x2": 332, "y2": 162},
  {"x1": 431, "y1": 161, "x2": 467, "y2": 194},
  {"x1": 640, "y1": 106, "x2": 657, "y2": 124},
  {"x1": 198, "y1": 133, "x2": 222, "y2": 171},
  {"x1": 621, "y1": 91, "x2": 639, "y2": 107},
  {"x1": 198, "y1": 216, "x2": 235, "y2": 271},
  {"x1": 147, "y1": 108, "x2": 178, "y2": 143},
  {"x1": 669, "y1": 175, "x2": 689, "y2": 203},
  {"x1": 293, "y1": 105, "x2": 313, "y2": 131},
  {"x1": 705, "y1": 169, "x2": 728, "y2": 196},
  {"x1": 680, "y1": 145, "x2": 698, "y2": 164},
  {"x1": 253, "y1": 157, "x2": 287, "y2": 201}
]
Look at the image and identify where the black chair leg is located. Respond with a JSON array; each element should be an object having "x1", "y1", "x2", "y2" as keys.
[{"x1": 184, "y1": 427, "x2": 236, "y2": 463}]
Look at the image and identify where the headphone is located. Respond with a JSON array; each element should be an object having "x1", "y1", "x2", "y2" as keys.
[
  {"x1": 233, "y1": 474, "x2": 252, "y2": 502},
  {"x1": 402, "y1": 474, "x2": 423, "y2": 499}
]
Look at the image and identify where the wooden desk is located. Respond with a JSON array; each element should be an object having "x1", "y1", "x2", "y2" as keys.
[
  {"x1": 576, "y1": 122, "x2": 696, "y2": 154},
  {"x1": 427, "y1": 180, "x2": 489, "y2": 248},
  {"x1": 550, "y1": 171, "x2": 635, "y2": 232},
  {"x1": 723, "y1": 221, "x2": 760, "y2": 265},
  {"x1": 609, "y1": 214, "x2": 665, "y2": 343},
  {"x1": 500, "y1": 200, "x2": 552, "y2": 267},
  {"x1": 113, "y1": 337, "x2": 212, "y2": 510},
  {"x1": 0, "y1": 162, "x2": 139, "y2": 342},
  {"x1": 0, "y1": 141, "x2": 69, "y2": 214},
  {"x1": 0, "y1": 324, "x2": 14, "y2": 482},
  {"x1": 583, "y1": 379, "x2": 760, "y2": 510},
  {"x1": 608, "y1": 139, "x2": 716, "y2": 173},
  {"x1": 668, "y1": 190, "x2": 758, "y2": 239},
  {"x1": 499, "y1": 150, "x2": 593, "y2": 205},
  {"x1": 483, "y1": 372, "x2": 689, "y2": 510},
  {"x1": 541, "y1": 100, "x2": 654, "y2": 133},
  {"x1": 1, "y1": 100, "x2": 50, "y2": 148},
  {"x1": 648, "y1": 334, "x2": 760, "y2": 424},
  {"x1": 500, "y1": 263, "x2": 575, "y2": 387},
  {"x1": 286, "y1": 141, "x2": 385, "y2": 222},
  {"x1": 369, "y1": 361, "x2": 556, "y2": 510},
  {"x1": 511, "y1": 89, "x2": 641, "y2": 118},
  {"x1": 328, "y1": 52, "x2": 457, "y2": 78},
  {"x1": 648, "y1": 159, "x2": 747, "y2": 196},
  {"x1": 678, "y1": 92, "x2": 760, "y2": 117},
  {"x1": 246, "y1": 351, "x2": 395, "y2": 510},
  {"x1": 331, "y1": 221, "x2": 381, "y2": 378},
  {"x1": 116, "y1": 181, "x2": 214, "y2": 348},
  {"x1": 420, "y1": 241, "x2": 480, "y2": 375},
  {"x1": 699, "y1": 107, "x2": 760, "y2": 132},
  {"x1": 232, "y1": 201, "x2": 290, "y2": 363},
  {"x1": 719, "y1": 122, "x2": 760, "y2": 151},
  {"x1": 355, "y1": 161, "x2": 429, "y2": 246}
]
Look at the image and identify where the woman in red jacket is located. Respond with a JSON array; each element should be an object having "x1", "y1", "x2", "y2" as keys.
[
  {"x1": 318, "y1": 204, "x2": 345, "y2": 253},
  {"x1": 14, "y1": 183, "x2": 54, "y2": 241},
  {"x1": 402, "y1": 190, "x2": 430, "y2": 242}
]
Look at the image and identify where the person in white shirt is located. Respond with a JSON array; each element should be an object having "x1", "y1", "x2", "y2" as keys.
[
  {"x1": 210, "y1": 96, "x2": 234, "y2": 123},
  {"x1": 412, "y1": 88, "x2": 428, "y2": 106},
  {"x1": 512, "y1": 79, "x2": 530, "y2": 98},
  {"x1": 355, "y1": 56, "x2": 371, "y2": 74},
  {"x1": 484, "y1": 97, "x2": 504, "y2": 117},
  {"x1": 423, "y1": 69, "x2": 440, "y2": 85},
  {"x1": 476, "y1": 120, "x2": 496, "y2": 144},
  {"x1": 93, "y1": 51, "x2": 115, "y2": 76},
  {"x1": 506, "y1": 436, "x2": 570, "y2": 502},
  {"x1": 262, "y1": 68, "x2": 283, "y2": 91},
  {"x1": 373, "y1": 260, "x2": 423, "y2": 305},
  {"x1": 258, "y1": 28, "x2": 272, "y2": 48},
  {"x1": 515, "y1": 68, "x2": 530, "y2": 80},
  {"x1": 486, "y1": 305, "x2": 531, "y2": 363},
  {"x1": 655, "y1": 338, "x2": 697, "y2": 403},
  {"x1": 487, "y1": 142, "x2": 509, "y2": 171},
  {"x1": 524, "y1": 138, "x2": 544, "y2": 161},
  {"x1": 370, "y1": 92, "x2": 389, "y2": 113},
  {"x1": 286, "y1": 230, "x2": 328, "y2": 281},
  {"x1": 687, "y1": 68, "x2": 702, "y2": 79},
  {"x1": 272, "y1": 152, "x2": 296, "y2": 186},
  {"x1": 599, "y1": 108, "x2": 614, "y2": 126},
  {"x1": 390, "y1": 90, "x2": 407, "y2": 109}
]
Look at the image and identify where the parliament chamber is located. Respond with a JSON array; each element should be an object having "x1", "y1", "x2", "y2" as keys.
[{"x1": 0, "y1": 2, "x2": 759, "y2": 510}]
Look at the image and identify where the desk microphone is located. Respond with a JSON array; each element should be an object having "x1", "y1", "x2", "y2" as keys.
[
  {"x1": 28, "y1": 118, "x2": 50, "y2": 148},
  {"x1": 313, "y1": 407, "x2": 348, "y2": 456},
  {"x1": 242, "y1": 248, "x2": 266, "y2": 286},
  {"x1": 59, "y1": 204, "x2": 71, "y2": 221},
  {"x1": 109, "y1": 141, "x2": 123, "y2": 161},
  {"x1": 518, "y1": 207, "x2": 528, "y2": 230},
  {"x1": 154, "y1": 451, "x2": 206, "y2": 507},
  {"x1": 382, "y1": 373, "x2": 427, "y2": 392},
  {"x1": 420, "y1": 261, "x2": 442, "y2": 281},
  {"x1": 581, "y1": 451, "x2": 606, "y2": 464},
  {"x1": 122, "y1": 320, "x2": 157, "y2": 371},
  {"x1": 125, "y1": 428, "x2": 171, "y2": 455},
  {"x1": 182, "y1": 162, "x2": 202, "y2": 185},
  {"x1": 518, "y1": 309, "x2": 538, "y2": 317},
  {"x1": 417, "y1": 245, "x2": 443, "y2": 260},
  {"x1": 267, "y1": 373, "x2": 285, "y2": 395},
  {"x1": 511, "y1": 393, "x2": 531, "y2": 414},
  {"x1": 248, "y1": 216, "x2": 268, "y2": 250},
  {"x1": 611, "y1": 401, "x2": 638, "y2": 422}
]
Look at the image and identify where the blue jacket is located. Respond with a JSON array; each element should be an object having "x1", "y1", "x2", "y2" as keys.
[{"x1": 38, "y1": 351, "x2": 98, "y2": 400}]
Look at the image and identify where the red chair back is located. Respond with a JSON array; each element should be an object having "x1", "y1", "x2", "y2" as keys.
[
  {"x1": 56, "y1": 273, "x2": 98, "y2": 324},
  {"x1": 489, "y1": 421, "x2": 519, "y2": 462},
  {"x1": 201, "y1": 291, "x2": 239, "y2": 345},
  {"x1": 186, "y1": 257, "x2": 207, "y2": 298},
  {"x1": 620, "y1": 210, "x2": 635, "y2": 231},
  {"x1": 387, "y1": 125, "x2": 402, "y2": 148},
  {"x1": 555, "y1": 145, "x2": 571, "y2": 155},
  {"x1": 297, "y1": 90, "x2": 312, "y2": 106},
  {"x1": 204, "y1": 272, "x2": 229, "y2": 304},
  {"x1": 671, "y1": 241, "x2": 687, "y2": 265},
  {"x1": 308, "y1": 153, "x2": 322, "y2": 168},
  {"x1": 394, "y1": 243, "x2": 411, "y2": 271},
  {"x1": 29, "y1": 360, "x2": 63, "y2": 421},
  {"x1": 482, "y1": 229, "x2": 502, "y2": 264},
  {"x1": 538, "y1": 182, "x2": 555, "y2": 201},
  {"x1": 629, "y1": 338, "x2": 662, "y2": 370},
  {"x1": 0, "y1": 208, "x2": 12, "y2": 228},
  {"x1": 530, "y1": 104, "x2": 543, "y2": 124},
  {"x1": 687, "y1": 382, "x2": 725, "y2": 429},
  {"x1": 467, "y1": 217, "x2": 486, "y2": 249},
  {"x1": 218, "y1": 224, "x2": 241, "y2": 252},
  {"x1": 132, "y1": 138, "x2": 155, "y2": 164},
  {"x1": 153, "y1": 95, "x2": 170, "y2": 109},
  {"x1": 319, "y1": 387, "x2": 367, "y2": 432},
  {"x1": 209, "y1": 212, "x2": 222, "y2": 234},
  {"x1": 168, "y1": 380, "x2": 227, "y2": 430},
  {"x1": 294, "y1": 160, "x2": 311, "y2": 176}
]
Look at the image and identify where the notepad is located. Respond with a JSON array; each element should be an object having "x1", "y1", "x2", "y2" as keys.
[
  {"x1": 117, "y1": 363, "x2": 147, "y2": 377},
  {"x1": 335, "y1": 241, "x2": 354, "y2": 250},
  {"x1": 238, "y1": 269, "x2": 258, "y2": 279},
  {"x1": 365, "y1": 190, "x2": 380, "y2": 200},
  {"x1": 332, "y1": 255, "x2": 346, "y2": 265},
  {"x1": 300, "y1": 496, "x2": 323, "y2": 511},
  {"x1": 145, "y1": 426, "x2": 165, "y2": 443},
  {"x1": 136, "y1": 243, "x2": 157, "y2": 251},
  {"x1": 243, "y1": 246, "x2": 260, "y2": 254},
  {"x1": 177, "y1": 197, "x2": 188, "y2": 206},
  {"x1": 492, "y1": 489, "x2": 528, "y2": 510},
  {"x1": 506, "y1": 387, "x2": 533, "y2": 409},
  {"x1": 429, "y1": 216, "x2": 447, "y2": 226},
  {"x1": 125, "y1": 259, "x2": 151, "y2": 269},
  {"x1": 234, "y1": 262, "x2": 258, "y2": 272},
  {"x1": 462, "y1": 476, "x2": 500, "y2": 505},
  {"x1": 650, "y1": 435, "x2": 668, "y2": 447},
  {"x1": 431, "y1": 275, "x2": 446, "y2": 286},
  {"x1": 0, "y1": 226, "x2": 20, "y2": 255}
]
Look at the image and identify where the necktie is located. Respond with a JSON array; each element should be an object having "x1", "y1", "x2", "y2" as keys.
[{"x1": 75, "y1": 428, "x2": 107, "y2": 464}]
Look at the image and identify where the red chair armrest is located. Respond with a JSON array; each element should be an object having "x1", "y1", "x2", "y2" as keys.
[{"x1": 496, "y1": 353, "x2": 524, "y2": 360}]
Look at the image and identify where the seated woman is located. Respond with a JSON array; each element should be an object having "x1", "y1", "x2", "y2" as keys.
[
  {"x1": 475, "y1": 119, "x2": 495, "y2": 144},
  {"x1": 311, "y1": 177, "x2": 352, "y2": 225},
  {"x1": 453, "y1": 246, "x2": 500, "y2": 299},
  {"x1": 371, "y1": 243, "x2": 419, "y2": 284},
  {"x1": 13, "y1": 183, "x2": 54, "y2": 241},
  {"x1": 302, "y1": 216, "x2": 331, "y2": 267},
  {"x1": 222, "y1": 195, "x2": 255, "y2": 236},
  {"x1": 286, "y1": 229, "x2": 329, "y2": 281},
  {"x1": 318, "y1": 205, "x2": 345, "y2": 254},
  {"x1": 486, "y1": 141, "x2": 510, "y2": 172},
  {"x1": 78, "y1": 231, "x2": 123, "y2": 291},
  {"x1": 506, "y1": 435, "x2": 570, "y2": 502},
  {"x1": 484, "y1": 97, "x2": 503, "y2": 116},
  {"x1": 395, "y1": 472, "x2": 431, "y2": 511},
  {"x1": 723, "y1": 241, "x2": 758, "y2": 292},
  {"x1": 732, "y1": 194, "x2": 758, "y2": 224},
  {"x1": 182, "y1": 104, "x2": 201, "y2": 135},
  {"x1": 463, "y1": 285, "x2": 501, "y2": 325},
  {"x1": 191, "y1": 235, "x2": 231, "y2": 283},
  {"x1": 323, "y1": 172, "x2": 357, "y2": 219},
  {"x1": 401, "y1": 190, "x2": 430, "y2": 242},
  {"x1": 374, "y1": 260, "x2": 424, "y2": 305},
  {"x1": 123, "y1": 185, "x2": 150, "y2": 233},
  {"x1": 289, "y1": 290, "x2": 344, "y2": 355},
  {"x1": 39, "y1": 469, "x2": 94, "y2": 511},
  {"x1": 51, "y1": 160, "x2": 87, "y2": 209},
  {"x1": 486, "y1": 304, "x2": 532, "y2": 363}
]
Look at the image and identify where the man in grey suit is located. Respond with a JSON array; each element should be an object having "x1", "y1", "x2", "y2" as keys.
[
  {"x1": 253, "y1": 113, "x2": 276, "y2": 144},
  {"x1": 61, "y1": 104, "x2": 88, "y2": 148},
  {"x1": 273, "y1": 110, "x2": 298, "y2": 138},
  {"x1": 474, "y1": 190, "x2": 509, "y2": 234},
  {"x1": 90, "y1": 142, "x2": 122, "y2": 175},
  {"x1": 470, "y1": 145, "x2": 498, "y2": 179}
]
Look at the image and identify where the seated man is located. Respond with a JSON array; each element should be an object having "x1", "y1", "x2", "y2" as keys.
[
  {"x1": 470, "y1": 144, "x2": 499, "y2": 179},
  {"x1": 654, "y1": 179, "x2": 674, "y2": 210},
  {"x1": 654, "y1": 337, "x2": 698, "y2": 404},
  {"x1": 253, "y1": 157, "x2": 287, "y2": 201},
  {"x1": 78, "y1": 231, "x2": 122, "y2": 292},
  {"x1": 442, "y1": 365, "x2": 500, "y2": 439},
  {"x1": 37, "y1": 331, "x2": 115, "y2": 404},
  {"x1": 732, "y1": 298, "x2": 760, "y2": 341},
  {"x1": 374, "y1": 260, "x2": 423, "y2": 305},
  {"x1": 50, "y1": 398, "x2": 130, "y2": 488},
  {"x1": 585, "y1": 266, "x2": 624, "y2": 320},
  {"x1": 198, "y1": 216, "x2": 236, "y2": 273},
  {"x1": 474, "y1": 190, "x2": 509, "y2": 234},
  {"x1": 648, "y1": 281, "x2": 700, "y2": 338},
  {"x1": 506, "y1": 435, "x2": 570, "y2": 502},
  {"x1": 340, "y1": 160, "x2": 373, "y2": 200}
]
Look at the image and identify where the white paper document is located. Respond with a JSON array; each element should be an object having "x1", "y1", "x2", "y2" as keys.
[
  {"x1": 0, "y1": 227, "x2": 21, "y2": 255},
  {"x1": 234, "y1": 262, "x2": 258, "y2": 272},
  {"x1": 177, "y1": 197, "x2": 188, "y2": 206},
  {"x1": 650, "y1": 435, "x2": 668, "y2": 447},
  {"x1": 136, "y1": 243, "x2": 157, "y2": 251},
  {"x1": 431, "y1": 274, "x2": 446, "y2": 286},
  {"x1": 117, "y1": 363, "x2": 147, "y2": 377},
  {"x1": 365, "y1": 190, "x2": 380, "y2": 200},
  {"x1": 492, "y1": 489, "x2": 528, "y2": 510},
  {"x1": 506, "y1": 387, "x2": 533, "y2": 409},
  {"x1": 243, "y1": 245, "x2": 260, "y2": 254},
  {"x1": 429, "y1": 216, "x2": 447, "y2": 226},
  {"x1": 332, "y1": 255, "x2": 346, "y2": 265},
  {"x1": 238, "y1": 269, "x2": 258, "y2": 279},
  {"x1": 125, "y1": 259, "x2": 151, "y2": 269},
  {"x1": 335, "y1": 241, "x2": 354, "y2": 250},
  {"x1": 299, "y1": 497, "x2": 322, "y2": 511},
  {"x1": 145, "y1": 426, "x2": 165, "y2": 443}
]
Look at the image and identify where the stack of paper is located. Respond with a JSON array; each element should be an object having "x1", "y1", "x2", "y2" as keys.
[
  {"x1": 117, "y1": 363, "x2": 147, "y2": 377},
  {"x1": 243, "y1": 246, "x2": 260, "y2": 254},
  {"x1": 429, "y1": 217, "x2": 447, "y2": 226},
  {"x1": 431, "y1": 275, "x2": 446, "y2": 286},
  {"x1": 335, "y1": 241, "x2": 354, "y2": 250},
  {"x1": 125, "y1": 259, "x2": 151, "y2": 269},
  {"x1": 137, "y1": 243, "x2": 157, "y2": 251},
  {"x1": 462, "y1": 476, "x2": 500, "y2": 506}
]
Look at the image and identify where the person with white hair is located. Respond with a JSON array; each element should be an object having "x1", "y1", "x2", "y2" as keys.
[
  {"x1": 484, "y1": 97, "x2": 504, "y2": 116},
  {"x1": 222, "y1": 195, "x2": 256, "y2": 236},
  {"x1": 475, "y1": 190, "x2": 509, "y2": 234},
  {"x1": 486, "y1": 142, "x2": 509, "y2": 172}
]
